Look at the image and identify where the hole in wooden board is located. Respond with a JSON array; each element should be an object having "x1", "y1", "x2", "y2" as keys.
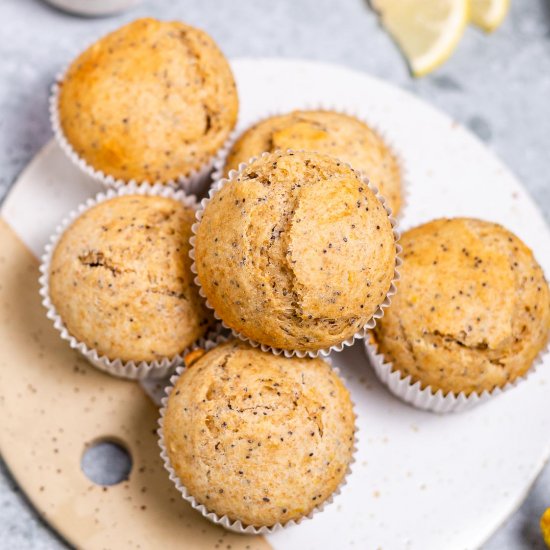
[{"x1": 81, "y1": 438, "x2": 132, "y2": 486}]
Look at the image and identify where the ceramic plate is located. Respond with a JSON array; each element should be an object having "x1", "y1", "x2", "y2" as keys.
[{"x1": 2, "y1": 58, "x2": 549, "y2": 550}]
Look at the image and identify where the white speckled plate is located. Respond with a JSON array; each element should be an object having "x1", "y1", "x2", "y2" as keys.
[{"x1": 2, "y1": 58, "x2": 549, "y2": 550}]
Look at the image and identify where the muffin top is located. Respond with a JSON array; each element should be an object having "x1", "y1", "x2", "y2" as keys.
[
  {"x1": 224, "y1": 110, "x2": 403, "y2": 215},
  {"x1": 49, "y1": 195, "x2": 213, "y2": 363},
  {"x1": 163, "y1": 340, "x2": 355, "y2": 527},
  {"x1": 373, "y1": 218, "x2": 550, "y2": 395},
  {"x1": 58, "y1": 18, "x2": 238, "y2": 183},
  {"x1": 195, "y1": 151, "x2": 397, "y2": 353}
]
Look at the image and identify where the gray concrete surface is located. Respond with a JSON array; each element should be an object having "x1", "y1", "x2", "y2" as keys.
[{"x1": 0, "y1": 0, "x2": 549, "y2": 548}]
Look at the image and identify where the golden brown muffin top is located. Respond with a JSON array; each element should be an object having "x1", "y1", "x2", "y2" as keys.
[
  {"x1": 374, "y1": 218, "x2": 550, "y2": 395},
  {"x1": 58, "y1": 18, "x2": 238, "y2": 182},
  {"x1": 224, "y1": 110, "x2": 403, "y2": 215},
  {"x1": 195, "y1": 151, "x2": 397, "y2": 353},
  {"x1": 163, "y1": 340, "x2": 355, "y2": 527},
  {"x1": 49, "y1": 195, "x2": 213, "y2": 362}
]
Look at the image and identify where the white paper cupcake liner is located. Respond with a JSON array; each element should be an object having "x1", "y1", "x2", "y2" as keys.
[
  {"x1": 157, "y1": 338, "x2": 358, "y2": 534},
  {"x1": 210, "y1": 104, "x2": 410, "y2": 218},
  {"x1": 365, "y1": 337, "x2": 549, "y2": 414},
  {"x1": 49, "y1": 68, "x2": 231, "y2": 196},
  {"x1": 191, "y1": 149, "x2": 402, "y2": 359},
  {"x1": 38, "y1": 182, "x2": 221, "y2": 380}
]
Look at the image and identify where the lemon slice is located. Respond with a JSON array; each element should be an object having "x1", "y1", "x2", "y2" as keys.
[
  {"x1": 470, "y1": 0, "x2": 510, "y2": 32},
  {"x1": 372, "y1": 0, "x2": 469, "y2": 77},
  {"x1": 541, "y1": 508, "x2": 550, "y2": 548}
]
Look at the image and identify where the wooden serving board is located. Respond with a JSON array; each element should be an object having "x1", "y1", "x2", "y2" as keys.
[
  {"x1": 0, "y1": 211, "x2": 269, "y2": 549},
  {"x1": 1, "y1": 58, "x2": 550, "y2": 550}
]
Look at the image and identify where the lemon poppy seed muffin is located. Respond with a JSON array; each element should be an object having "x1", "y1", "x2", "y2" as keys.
[
  {"x1": 373, "y1": 218, "x2": 550, "y2": 395},
  {"x1": 162, "y1": 340, "x2": 355, "y2": 527},
  {"x1": 195, "y1": 151, "x2": 397, "y2": 353},
  {"x1": 224, "y1": 110, "x2": 403, "y2": 215},
  {"x1": 57, "y1": 18, "x2": 238, "y2": 183},
  {"x1": 49, "y1": 195, "x2": 213, "y2": 363}
]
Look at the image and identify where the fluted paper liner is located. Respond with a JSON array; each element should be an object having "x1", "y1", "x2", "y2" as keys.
[
  {"x1": 157, "y1": 335, "x2": 358, "y2": 534},
  {"x1": 191, "y1": 150, "x2": 402, "y2": 358},
  {"x1": 50, "y1": 67, "x2": 231, "y2": 195},
  {"x1": 365, "y1": 337, "x2": 549, "y2": 414},
  {"x1": 210, "y1": 104, "x2": 410, "y2": 217},
  {"x1": 39, "y1": 182, "x2": 221, "y2": 380}
]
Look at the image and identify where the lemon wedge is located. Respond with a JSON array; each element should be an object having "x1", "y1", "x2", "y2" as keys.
[
  {"x1": 470, "y1": 0, "x2": 510, "y2": 32},
  {"x1": 371, "y1": 0, "x2": 469, "y2": 77},
  {"x1": 541, "y1": 508, "x2": 550, "y2": 548}
]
